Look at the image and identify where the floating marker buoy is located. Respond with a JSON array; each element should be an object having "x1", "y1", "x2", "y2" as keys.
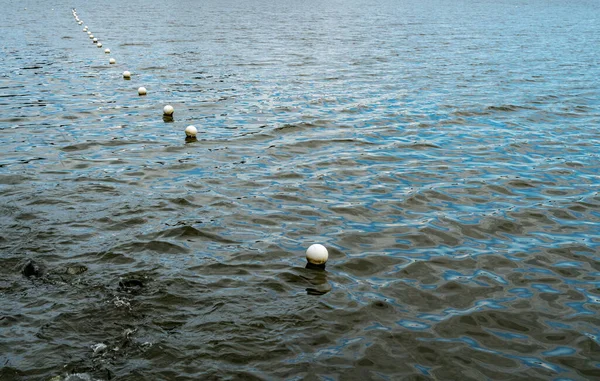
[
  {"x1": 185, "y1": 125, "x2": 197, "y2": 137},
  {"x1": 306, "y1": 244, "x2": 329, "y2": 265},
  {"x1": 83, "y1": 27, "x2": 87, "y2": 32},
  {"x1": 92, "y1": 38, "x2": 98, "y2": 43},
  {"x1": 78, "y1": 21, "x2": 83, "y2": 25},
  {"x1": 123, "y1": 71, "x2": 131, "y2": 79},
  {"x1": 87, "y1": 31, "x2": 91, "y2": 35},
  {"x1": 163, "y1": 105, "x2": 174, "y2": 116},
  {"x1": 104, "y1": 48, "x2": 110, "y2": 54},
  {"x1": 138, "y1": 87, "x2": 147, "y2": 96},
  {"x1": 97, "y1": 42, "x2": 102, "y2": 48},
  {"x1": 89, "y1": 34, "x2": 94, "y2": 39},
  {"x1": 109, "y1": 58, "x2": 116, "y2": 64}
]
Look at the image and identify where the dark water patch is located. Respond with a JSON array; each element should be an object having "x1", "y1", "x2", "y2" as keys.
[
  {"x1": 119, "y1": 42, "x2": 151, "y2": 47},
  {"x1": 139, "y1": 66, "x2": 168, "y2": 71},
  {"x1": 61, "y1": 139, "x2": 151, "y2": 152},
  {"x1": 109, "y1": 240, "x2": 190, "y2": 255},
  {"x1": 102, "y1": 217, "x2": 148, "y2": 231},
  {"x1": 0, "y1": 174, "x2": 32, "y2": 185},
  {"x1": 394, "y1": 142, "x2": 442, "y2": 150},
  {"x1": 153, "y1": 225, "x2": 239, "y2": 244}
]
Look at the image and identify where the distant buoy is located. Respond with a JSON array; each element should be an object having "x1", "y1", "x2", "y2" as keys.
[
  {"x1": 78, "y1": 21, "x2": 83, "y2": 25},
  {"x1": 163, "y1": 105, "x2": 174, "y2": 116},
  {"x1": 87, "y1": 31, "x2": 91, "y2": 35},
  {"x1": 97, "y1": 42, "x2": 102, "y2": 48},
  {"x1": 83, "y1": 27, "x2": 87, "y2": 32},
  {"x1": 138, "y1": 87, "x2": 147, "y2": 96},
  {"x1": 109, "y1": 58, "x2": 116, "y2": 64},
  {"x1": 123, "y1": 71, "x2": 131, "y2": 79},
  {"x1": 104, "y1": 48, "x2": 110, "y2": 54},
  {"x1": 306, "y1": 244, "x2": 328, "y2": 265},
  {"x1": 92, "y1": 38, "x2": 98, "y2": 43},
  {"x1": 185, "y1": 125, "x2": 197, "y2": 137},
  {"x1": 89, "y1": 35, "x2": 94, "y2": 39}
]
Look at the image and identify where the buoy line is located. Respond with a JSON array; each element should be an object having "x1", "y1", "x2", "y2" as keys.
[
  {"x1": 70, "y1": 8, "x2": 332, "y2": 269},
  {"x1": 71, "y1": 9, "x2": 193, "y2": 138},
  {"x1": 70, "y1": 11, "x2": 191, "y2": 137}
]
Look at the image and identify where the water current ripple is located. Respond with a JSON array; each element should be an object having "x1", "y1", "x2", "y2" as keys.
[{"x1": 1, "y1": 0, "x2": 600, "y2": 380}]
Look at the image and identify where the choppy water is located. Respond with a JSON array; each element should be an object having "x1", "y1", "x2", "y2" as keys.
[{"x1": 1, "y1": 0, "x2": 600, "y2": 379}]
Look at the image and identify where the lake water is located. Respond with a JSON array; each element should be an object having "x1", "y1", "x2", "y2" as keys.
[{"x1": 1, "y1": 0, "x2": 599, "y2": 379}]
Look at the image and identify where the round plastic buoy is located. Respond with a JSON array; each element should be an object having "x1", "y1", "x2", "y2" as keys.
[
  {"x1": 89, "y1": 34, "x2": 94, "y2": 39},
  {"x1": 92, "y1": 38, "x2": 97, "y2": 43},
  {"x1": 138, "y1": 87, "x2": 147, "y2": 96},
  {"x1": 163, "y1": 105, "x2": 174, "y2": 116},
  {"x1": 104, "y1": 48, "x2": 110, "y2": 54},
  {"x1": 87, "y1": 31, "x2": 91, "y2": 35},
  {"x1": 109, "y1": 58, "x2": 116, "y2": 64},
  {"x1": 306, "y1": 244, "x2": 328, "y2": 265},
  {"x1": 185, "y1": 125, "x2": 197, "y2": 137},
  {"x1": 83, "y1": 27, "x2": 87, "y2": 32},
  {"x1": 123, "y1": 71, "x2": 131, "y2": 79},
  {"x1": 97, "y1": 42, "x2": 102, "y2": 48}
]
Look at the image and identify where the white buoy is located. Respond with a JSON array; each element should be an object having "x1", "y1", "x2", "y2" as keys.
[
  {"x1": 87, "y1": 31, "x2": 91, "y2": 35},
  {"x1": 122, "y1": 71, "x2": 131, "y2": 79},
  {"x1": 104, "y1": 48, "x2": 110, "y2": 54},
  {"x1": 138, "y1": 87, "x2": 147, "y2": 96},
  {"x1": 92, "y1": 38, "x2": 98, "y2": 43},
  {"x1": 109, "y1": 58, "x2": 116, "y2": 64},
  {"x1": 185, "y1": 125, "x2": 197, "y2": 137},
  {"x1": 78, "y1": 21, "x2": 83, "y2": 25},
  {"x1": 89, "y1": 35, "x2": 94, "y2": 39},
  {"x1": 83, "y1": 27, "x2": 87, "y2": 32},
  {"x1": 163, "y1": 105, "x2": 174, "y2": 116},
  {"x1": 97, "y1": 42, "x2": 103, "y2": 48},
  {"x1": 306, "y1": 244, "x2": 328, "y2": 265}
]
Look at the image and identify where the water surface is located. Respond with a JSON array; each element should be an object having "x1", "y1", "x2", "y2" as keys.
[{"x1": 1, "y1": 0, "x2": 599, "y2": 379}]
